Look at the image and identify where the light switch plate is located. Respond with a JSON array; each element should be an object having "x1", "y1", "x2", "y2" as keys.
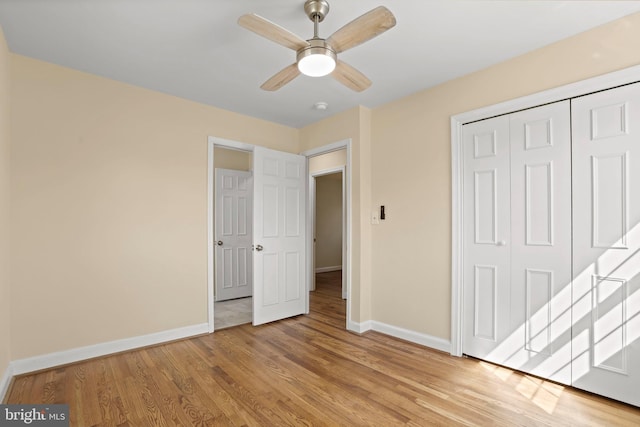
[{"x1": 372, "y1": 211, "x2": 380, "y2": 225}]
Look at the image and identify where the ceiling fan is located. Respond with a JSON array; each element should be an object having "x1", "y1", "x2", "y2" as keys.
[{"x1": 238, "y1": 0, "x2": 396, "y2": 92}]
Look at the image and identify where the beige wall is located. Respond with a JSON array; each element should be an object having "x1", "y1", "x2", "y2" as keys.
[
  {"x1": 315, "y1": 174, "x2": 342, "y2": 269},
  {"x1": 0, "y1": 27, "x2": 11, "y2": 380},
  {"x1": 309, "y1": 149, "x2": 346, "y2": 173},
  {"x1": 214, "y1": 147, "x2": 251, "y2": 171},
  {"x1": 9, "y1": 55, "x2": 298, "y2": 359},
  {"x1": 370, "y1": 13, "x2": 640, "y2": 339}
]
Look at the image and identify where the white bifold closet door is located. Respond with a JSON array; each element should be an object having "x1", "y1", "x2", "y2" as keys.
[
  {"x1": 463, "y1": 101, "x2": 573, "y2": 385},
  {"x1": 571, "y1": 82, "x2": 640, "y2": 407},
  {"x1": 463, "y1": 82, "x2": 640, "y2": 406}
]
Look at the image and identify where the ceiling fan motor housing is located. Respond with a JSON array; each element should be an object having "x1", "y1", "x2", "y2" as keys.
[
  {"x1": 304, "y1": 0, "x2": 330, "y2": 22},
  {"x1": 296, "y1": 39, "x2": 337, "y2": 77}
]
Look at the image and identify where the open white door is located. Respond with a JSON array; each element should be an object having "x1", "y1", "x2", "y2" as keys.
[{"x1": 253, "y1": 146, "x2": 307, "y2": 325}]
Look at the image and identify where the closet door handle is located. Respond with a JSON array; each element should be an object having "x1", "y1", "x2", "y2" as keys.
[{"x1": 496, "y1": 240, "x2": 506, "y2": 246}]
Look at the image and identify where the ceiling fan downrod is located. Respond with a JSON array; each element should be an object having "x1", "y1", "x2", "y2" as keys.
[{"x1": 305, "y1": 0, "x2": 329, "y2": 39}]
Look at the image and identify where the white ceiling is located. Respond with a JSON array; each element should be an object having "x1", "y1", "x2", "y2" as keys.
[{"x1": 1, "y1": 0, "x2": 640, "y2": 128}]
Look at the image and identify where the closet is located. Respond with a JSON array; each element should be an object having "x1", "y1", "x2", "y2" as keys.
[{"x1": 462, "y1": 82, "x2": 640, "y2": 406}]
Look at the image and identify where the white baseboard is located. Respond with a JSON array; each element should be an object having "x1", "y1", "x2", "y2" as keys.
[
  {"x1": 347, "y1": 319, "x2": 372, "y2": 334},
  {"x1": 371, "y1": 321, "x2": 451, "y2": 353},
  {"x1": 347, "y1": 319, "x2": 451, "y2": 353},
  {"x1": 315, "y1": 266, "x2": 342, "y2": 273},
  {"x1": 0, "y1": 363, "x2": 14, "y2": 402},
  {"x1": 10, "y1": 323, "x2": 209, "y2": 376}
]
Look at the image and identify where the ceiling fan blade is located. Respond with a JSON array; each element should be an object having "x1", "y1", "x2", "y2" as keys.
[
  {"x1": 332, "y1": 61, "x2": 371, "y2": 92},
  {"x1": 238, "y1": 14, "x2": 309, "y2": 51},
  {"x1": 326, "y1": 6, "x2": 396, "y2": 54},
  {"x1": 261, "y1": 63, "x2": 301, "y2": 91}
]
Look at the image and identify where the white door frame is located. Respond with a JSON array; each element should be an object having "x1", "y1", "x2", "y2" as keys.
[
  {"x1": 450, "y1": 65, "x2": 640, "y2": 356},
  {"x1": 208, "y1": 137, "x2": 353, "y2": 332},
  {"x1": 301, "y1": 139, "x2": 352, "y2": 329},
  {"x1": 310, "y1": 166, "x2": 347, "y2": 297}
]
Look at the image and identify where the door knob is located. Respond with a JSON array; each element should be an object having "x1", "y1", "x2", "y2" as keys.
[
  {"x1": 255, "y1": 244, "x2": 264, "y2": 252},
  {"x1": 496, "y1": 240, "x2": 506, "y2": 246},
  {"x1": 217, "y1": 240, "x2": 223, "y2": 246}
]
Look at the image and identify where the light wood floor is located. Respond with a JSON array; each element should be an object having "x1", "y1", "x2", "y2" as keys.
[{"x1": 5, "y1": 271, "x2": 640, "y2": 426}]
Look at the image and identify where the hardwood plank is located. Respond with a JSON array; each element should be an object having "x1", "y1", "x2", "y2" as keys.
[{"x1": 4, "y1": 271, "x2": 640, "y2": 426}]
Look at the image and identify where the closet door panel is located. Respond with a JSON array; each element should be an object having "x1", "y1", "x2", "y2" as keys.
[
  {"x1": 462, "y1": 116, "x2": 511, "y2": 361},
  {"x1": 462, "y1": 103, "x2": 572, "y2": 381},
  {"x1": 572, "y1": 82, "x2": 640, "y2": 407},
  {"x1": 509, "y1": 101, "x2": 572, "y2": 384}
]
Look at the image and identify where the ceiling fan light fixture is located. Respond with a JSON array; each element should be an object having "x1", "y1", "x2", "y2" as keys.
[
  {"x1": 239, "y1": 1, "x2": 395, "y2": 91},
  {"x1": 297, "y1": 40, "x2": 336, "y2": 77}
]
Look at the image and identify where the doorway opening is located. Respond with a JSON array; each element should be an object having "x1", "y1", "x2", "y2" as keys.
[
  {"x1": 313, "y1": 171, "x2": 344, "y2": 288},
  {"x1": 208, "y1": 137, "x2": 353, "y2": 332},
  {"x1": 212, "y1": 146, "x2": 253, "y2": 330},
  {"x1": 310, "y1": 168, "x2": 346, "y2": 287},
  {"x1": 310, "y1": 168, "x2": 346, "y2": 325},
  {"x1": 304, "y1": 142, "x2": 351, "y2": 329}
]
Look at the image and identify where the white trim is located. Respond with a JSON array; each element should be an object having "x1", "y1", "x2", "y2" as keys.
[
  {"x1": 207, "y1": 142, "x2": 214, "y2": 332},
  {"x1": 302, "y1": 139, "x2": 353, "y2": 331},
  {"x1": 208, "y1": 136, "x2": 255, "y2": 153},
  {"x1": 349, "y1": 320, "x2": 372, "y2": 334},
  {"x1": 340, "y1": 163, "x2": 347, "y2": 301},
  {"x1": 345, "y1": 143, "x2": 352, "y2": 322},
  {"x1": 309, "y1": 174, "x2": 317, "y2": 293},
  {"x1": 301, "y1": 140, "x2": 349, "y2": 157},
  {"x1": 0, "y1": 363, "x2": 14, "y2": 402},
  {"x1": 371, "y1": 321, "x2": 452, "y2": 354},
  {"x1": 315, "y1": 266, "x2": 342, "y2": 273},
  {"x1": 450, "y1": 117, "x2": 464, "y2": 357},
  {"x1": 450, "y1": 64, "x2": 640, "y2": 357},
  {"x1": 10, "y1": 323, "x2": 208, "y2": 376},
  {"x1": 346, "y1": 320, "x2": 451, "y2": 353}
]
